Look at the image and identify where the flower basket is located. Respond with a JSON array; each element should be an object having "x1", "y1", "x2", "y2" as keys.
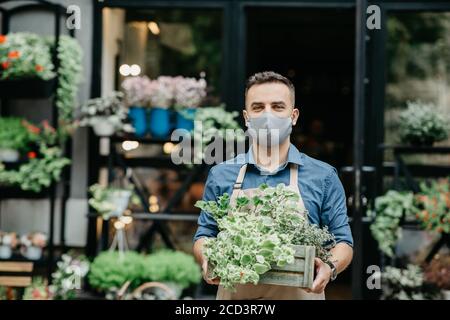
[
  {"x1": 0, "y1": 78, "x2": 56, "y2": 98},
  {"x1": 258, "y1": 245, "x2": 315, "y2": 288}
]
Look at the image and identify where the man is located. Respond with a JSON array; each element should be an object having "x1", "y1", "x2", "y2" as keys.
[{"x1": 193, "y1": 71, "x2": 353, "y2": 299}]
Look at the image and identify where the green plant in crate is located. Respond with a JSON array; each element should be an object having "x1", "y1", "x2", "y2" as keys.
[
  {"x1": 398, "y1": 101, "x2": 449, "y2": 146},
  {"x1": 88, "y1": 251, "x2": 144, "y2": 292},
  {"x1": 195, "y1": 183, "x2": 334, "y2": 291},
  {"x1": 368, "y1": 190, "x2": 416, "y2": 257},
  {"x1": 0, "y1": 117, "x2": 33, "y2": 151},
  {"x1": 415, "y1": 177, "x2": 450, "y2": 234},
  {"x1": 141, "y1": 250, "x2": 201, "y2": 291}
]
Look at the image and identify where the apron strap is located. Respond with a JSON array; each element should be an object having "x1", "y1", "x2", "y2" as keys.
[
  {"x1": 230, "y1": 164, "x2": 248, "y2": 202},
  {"x1": 289, "y1": 163, "x2": 307, "y2": 213}
]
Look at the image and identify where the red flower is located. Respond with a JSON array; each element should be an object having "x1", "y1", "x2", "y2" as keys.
[
  {"x1": 27, "y1": 151, "x2": 37, "y2": 159},
  {"x1": 32, "y1": 289, "x2": 41, "y2": 299},
  {"x1": 8, "y1": 51, "x2": 20, "y2": 59},
  {"x1": 0, "y1": 35, "x2": 7, "y2": 44},
  {"x1": 35, "y1": 64, "x2": 44, "y2": 72},
  {"x1": 2, "y1": 61, "x2": 9, "y2": 69}
]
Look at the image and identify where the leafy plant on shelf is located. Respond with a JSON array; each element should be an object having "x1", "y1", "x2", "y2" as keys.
[
  {"x1": 76, "y1": 91, "x2": 133, "y2": 133},
  {"x1": 22, "y1": 277, "x2": 52, "y2": 300},
  {"x1": 415, "y1": 177, "x2": 450, "y2": 234},
  {"x1": 0, "y1": 143, "x2": 70, "y2": 192},
  {"x1": 51, "y1": 253, "x2": 90, "y2": 300},
  {"x1": 195, "y1": 183, "x2": 335, "y2": 291},
  {"x1": 381, "y1": 264, "x2": 440, "y2": 300},
  {"x1": 367, "y1": 190, "x2": 416, "y2": 257},
  {"x1": 88, "y1": 251, "x2": 144, "y2": 292},
  {"x1": 88, "y1": 183, "x2": 139, "y2": 219},
  {"x1": 0, "y1": 117, "x2": 34, "y2": 151},
  {"x1": 0, "y1": 33, "x2": 83, "y2": 125},
  {"x1": 398, "y1": 100, "x2": 449, "y2": 146},
  {"x1": 140, "y1": 250, "x2": 201, "y2": 291},
  {"x1": 191, "y1": 105, "x2": 245, "y2": 165},
  {"x1": 0, "y1": 33, "x2": 54, "y2": 80}
]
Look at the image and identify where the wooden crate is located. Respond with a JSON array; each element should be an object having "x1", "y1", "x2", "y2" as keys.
[{"x1": 258, "y1": 245, "x2": 315, "y2": 288}]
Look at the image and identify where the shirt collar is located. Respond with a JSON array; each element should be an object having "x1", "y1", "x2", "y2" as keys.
[{"x1": 245, "y1": 143, "x2": 304, "y2": 174}]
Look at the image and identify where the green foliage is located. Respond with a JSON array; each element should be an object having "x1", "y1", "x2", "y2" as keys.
[
  {"x1": 140, "y1": 250, "x2": 201, "y2": 289},
  {"x1": 195, "y1": 183, "x2": 335, "y2": 291},
  {"x1": 88, "y1": 251, "x2": 144, "y2": 292},
  {"x1": 0, "y1": 33, "x2": 54, "y2": 80},
  {"x1": 88, "y1": 183, "x2": 134, "y2": 219},
  {"x1": 50, "y1": 35, "x2": 83, "y2": 124},
  {"x1": 368, "y1": 190, "x2": 415, "y2": 257},
  {"x1": 0, "y1": 143, "x2": 70, "y2": 192},
  {"x1": 0, "y1": 117, "x2": 32, "y2": 150},
  {"x1": 415, "y1": 177, "x2": 450, "y2": 234},
  {"x1": 382, "y1": 264, "x2": 440, "y2": 300},
  {"x1": 398, "y1": 101, "x2": 448, "y2": 145}
]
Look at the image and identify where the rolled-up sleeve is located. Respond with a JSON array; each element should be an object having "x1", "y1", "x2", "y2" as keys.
[
  {"x1": 193, "y1": 167, "x2": 220, "y2": 242},
  {"x1": 321, "y1": 168, "x2": 353, "y2": 247}
]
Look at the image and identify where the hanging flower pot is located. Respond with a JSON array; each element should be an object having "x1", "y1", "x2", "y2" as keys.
[
  {"x1": 91, "y1": 117, "x2": 115, "y2": 137},
  {"x1": 128, "y1": 106, "x2": 147, "y2": 137},
  {"x1": 0, "y1": 148, "x2": 19, "y2": 162},
  {"x1": 107, "y1": 189, "x2": 132, "y2": 218},
  {"x1": 176, "y1": 108, "x2": 196, "y2": 132},
  {"x1": 149, "y1": 107, "x2": 171, "y2": 138}
]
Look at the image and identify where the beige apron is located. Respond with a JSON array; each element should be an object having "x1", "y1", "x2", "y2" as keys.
[{"x1": 216, "y1": 163, "x2": 325, "y2": 300}]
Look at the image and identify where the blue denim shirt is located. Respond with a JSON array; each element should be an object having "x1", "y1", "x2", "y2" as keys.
[{"x1": 193, "y1": 143, "x2": 353, "y2": 247}]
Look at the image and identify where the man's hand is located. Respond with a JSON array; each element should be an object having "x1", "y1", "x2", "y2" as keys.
[
  {"x1": 306, "y1": 258, "x2": 332, "y2": 294},
  {"x1": 202, "y1": 259, "x2": 220, "y2": 285}
]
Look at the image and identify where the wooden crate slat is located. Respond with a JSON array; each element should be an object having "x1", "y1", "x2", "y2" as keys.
[
  {"x1": 302, "y1": 246, "x2": 315, "y2": 288},
  {"x1": 259, "y1": 271, "x2": 304, "y2": 287},
  {"x1": 0, "y1": 261, "x2": 33, "y2": 272},
  {"x1": 292, "y1": 245, "x2": 306, "y2": 257},
  {"x1": 271, "y1": 258, "x2": 305, "y2": 273},
  {"x1": 0, "y1": 276, "x2": 32, "y2": 287}
]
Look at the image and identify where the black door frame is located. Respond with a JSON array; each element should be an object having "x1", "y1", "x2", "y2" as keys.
[{"x1": 90, "y1": 0, "x2": 450, "y2": 299}]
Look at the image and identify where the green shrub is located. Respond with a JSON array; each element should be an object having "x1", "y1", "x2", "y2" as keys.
[
  {"x1": 140, "y1": 250, "x2": 201, "y2": 289},
  {"x1": 399, "y1": 101, "x2": 449, "y2": 146},
  {"x1": 88, "y1": 251, "x2": 144, "y2": 291},
  {"x1": 0, "y1": 117, "x2": 32, "y2": 151}
]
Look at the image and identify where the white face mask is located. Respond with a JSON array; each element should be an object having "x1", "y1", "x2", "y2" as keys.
[{"x1": 247, "y1": 112, "x2": 293, "y2": 147}]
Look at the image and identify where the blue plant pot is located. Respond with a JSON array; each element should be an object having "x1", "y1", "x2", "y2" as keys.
[
  {"x1": 176, "y1": 108, "x2": 197, "y2": 132},
  {"x1": 128, "y1": 106, "x2": 147, "y2": 137},
  {"x1": 149, "y1": 107, "x2": 171, "y2": 138}
]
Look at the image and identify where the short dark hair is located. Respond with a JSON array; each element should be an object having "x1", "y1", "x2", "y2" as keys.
[{"x1": 245, "y1": 71, "x2": 295, "y2": 105}]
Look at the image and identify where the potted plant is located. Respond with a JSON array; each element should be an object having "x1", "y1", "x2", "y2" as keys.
[
  {"x1": 381, "y1": 264, "x2": 440, "y2": 300},
  {"x1": 367, "y1": 190, "x2": 416, "y2": 257},
  {"x1": 50, "y1": 253, "x2": 90, "y2": 300},
  {"x1": 88, "y1": 251, "x2": 144, "y2": 295},
  {"x1": 0, "y1": 232, "x2": 18, "y2": 259},
  {"x1": 122, "y1": 76, "x2": 153, "y2": 137},
  {"x1": 0, "y1": 117, "x2": 32, "y2": 162},
  {"x1": 398, "y1": 101, "x2": 449, "y2": 147},
  {"x1": 20, "y1": 232, "x2": 47, "y2": 260},
  {"x1": 148, "y1": 76, "x2": 174, "y2": 138},
  {"x1": 140, "y1": 250, "x2": 202, "y2": 298},
  {"x1": 88, "y1": 183, "x2": 134, "y2": 219},
  {"x1": 191, "y1": 105, "x2": 245, "y2": 165},
  {"x1": 77, "y1": 91, "x2": 133, "y2": 137},
  {"x1": 423, "y1": 255, "x2": 450, "y2": 300},
  {"x1": 173, "y1": 76, "x2": 207, "y2": 131},
  {"x1": 23, "y1": 277, "x2": 52, "y2": 300},
  {"x1": 0, "y1": 33, "x2": 55, "y2": 98},
  {"x1": 415, "y1": 177, "x2": 450, "y2": 234},
  {"x1": 195, "y1": 183, "x2": 335, "y2": 291}
]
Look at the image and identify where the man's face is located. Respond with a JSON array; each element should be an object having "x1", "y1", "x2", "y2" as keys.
[{"x1": 243, "y1": 82, "x2": 299, "y2": 124}]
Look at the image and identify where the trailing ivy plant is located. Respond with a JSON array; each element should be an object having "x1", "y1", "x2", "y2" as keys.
[
  {"x1": 195, "y1": 183, "x2": 335, "y2": 291},
  {"x1": 367, "y1": 190, "x2": 416, "y2": 257}
]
